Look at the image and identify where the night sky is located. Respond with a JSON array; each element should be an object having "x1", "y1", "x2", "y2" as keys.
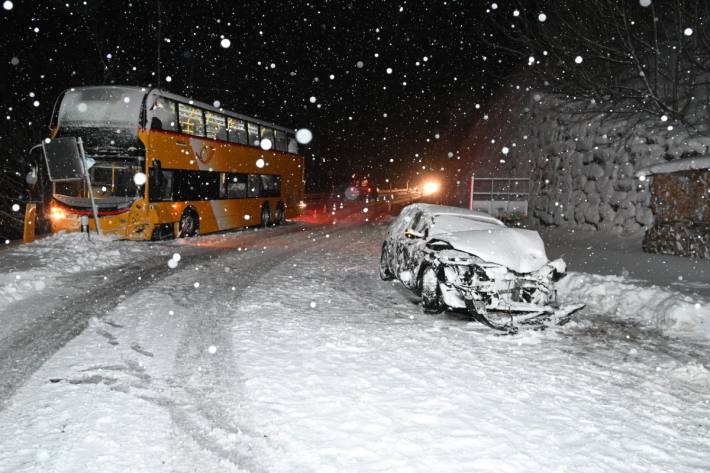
[{"x1": 0, "y1": 0, "x2": 512, "y2": 191}]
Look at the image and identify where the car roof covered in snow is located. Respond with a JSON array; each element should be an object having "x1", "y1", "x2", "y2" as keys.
[{"x1": 403, "y1": 203, "x2": 505, "y2": 226}]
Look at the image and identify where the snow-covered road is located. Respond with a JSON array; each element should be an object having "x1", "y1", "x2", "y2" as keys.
[{"x1": 0, "y1": 216, "x2": 709, "y2": 472}]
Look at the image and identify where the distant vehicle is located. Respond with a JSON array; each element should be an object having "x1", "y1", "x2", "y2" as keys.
[
  {"x1": 36, "y1": 85, "x2": 305, "y2": 240},
  {"x1": 342, "y1": 176, "x2": 377, "y2": 201},
  {"x1": 379, "y1": 203, "x2": 584, "y2": 332}
]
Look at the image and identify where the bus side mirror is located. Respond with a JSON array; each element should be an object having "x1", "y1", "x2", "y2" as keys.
[{"x1": 26, "y1": 167, "x2": 38, "y2": 186}]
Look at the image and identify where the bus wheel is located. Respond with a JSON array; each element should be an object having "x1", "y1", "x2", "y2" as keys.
[
  {"x1": 178, "y1": 208, "x2": 199, "y2": 238},
  {"x1": 274, "y1": 202, "x2": 286, "y2": 225},
  {"x1": 260, "y1": 203, "x2": 271, "y2": 227}
]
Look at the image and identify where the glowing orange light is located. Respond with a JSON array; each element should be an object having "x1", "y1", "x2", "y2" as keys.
[
  {"x1": 422, "y1": 181, "x2": 441, "y2": 196},
  {"x1": 49, "y1": 206, "x2": 66, "y2": 221}
]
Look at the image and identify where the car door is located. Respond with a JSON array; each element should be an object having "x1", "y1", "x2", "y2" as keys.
[{"x1": 394, "y1": 210, "x2": 427, "y2": 289}]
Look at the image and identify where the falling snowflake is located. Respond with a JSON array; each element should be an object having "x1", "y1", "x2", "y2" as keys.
[
  {"x1": 133, "y1": 172, "x2": 147, "y2": 185},
  {"x1": 575, "y1": 56, "x2": 583, "y2": 64},
  {"x1": 296, "y1": 128, "x2": 313, "y2": 144},
  {"x1": 538, "y1": 13, "x2": 547, "y2": 22},
  {"x1": 2, "y1": 1, "x2": 13, "y2": 10},
  {"x1": 639, "y1": 0, "x2": 652, "y2": 6},
  {"x1": 684, "y1": 28, "x2": 693, "y2": 37},
  {"x1": 259, "y1": 139, "x2": 272, "y2": 151},
  {"x1": 256, "y1": 158, "x2": 265, "y2": 168},
  {"x1": 220, "y1": 38, "x2": 231, "y2": 48},
  {"x1": 11, "y1": 203, "x2": 20, "y2": 212}
]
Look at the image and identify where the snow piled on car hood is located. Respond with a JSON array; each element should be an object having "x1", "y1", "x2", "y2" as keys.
[{"x1": 439, "y1": 228, "x2": 549, "y2": 273}]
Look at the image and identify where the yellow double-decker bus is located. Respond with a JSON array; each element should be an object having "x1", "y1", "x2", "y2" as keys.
[{"x1": 44, "y1": 85, "x2": 304, "y2": 240}]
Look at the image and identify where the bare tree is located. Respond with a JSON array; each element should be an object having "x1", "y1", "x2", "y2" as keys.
[{"x1": 484, "y1": 0, "x2": 710, "y2": 123}]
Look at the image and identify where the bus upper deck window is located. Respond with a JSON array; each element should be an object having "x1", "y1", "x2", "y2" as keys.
[
  {"x1": 227, "y1": 117, "x2": 248, "y2": 145},
  {"x1": 260, "y1": 127, "x2": 274, "y2": 147},
  {"x1": 247, "y1": 122, "x2": 259, "y2": 146},
  {"x1": 288, "y1": 136, "x2": 299, "y2": 154},
  {"x1": 178, "y1": 103, "x2": 205, "y2": 136},
  {"x1": 274, "y1": 130, "x2": 288, "y2": 151},
  {"x1": 205, "y1": 112, "x2": 227, "y2": 140},
  {"x1": 150, "y1": 97, "x2": 178, "y2": 131}
]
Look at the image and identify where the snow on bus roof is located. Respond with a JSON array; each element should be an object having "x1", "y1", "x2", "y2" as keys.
[{"x1": 62, "y1": 85, "x2": 295, "y2": 135}]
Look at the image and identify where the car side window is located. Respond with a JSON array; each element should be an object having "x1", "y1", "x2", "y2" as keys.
[
  {"x1": 414, "y1": 215, "x2": 429, "y2": 233},
  {"x1": 408, "y1": 211, "x2": 423, "y2": 232}
]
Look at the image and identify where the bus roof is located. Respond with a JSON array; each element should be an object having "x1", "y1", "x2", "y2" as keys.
[{"x1": 59, "y1": 85, "x2": 295, "y2": 135}]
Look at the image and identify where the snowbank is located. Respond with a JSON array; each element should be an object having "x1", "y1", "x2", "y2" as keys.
[
  {"x1": 558, "y1": 272, "x2": 710, "y2": 340},
  {"x1": 0, "y1": 232, "x2": 159, "y2": 304}
]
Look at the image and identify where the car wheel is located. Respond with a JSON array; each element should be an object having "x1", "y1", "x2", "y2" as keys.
[
  {"x1": 274, "y1": 202, "x2": 286, "y2": 225},
  {"x1": 178, "y1": 208, "x2": 199, "y2": 238},
  {"x1": 260, "y1": 203, "x2": 271, "y2": 227},
  {"x1": 379, "y1": 243, "x2": 394, "y2": 281},
  {"x1": 420, "y1": 266, "x2": 443, "y2": 313}
]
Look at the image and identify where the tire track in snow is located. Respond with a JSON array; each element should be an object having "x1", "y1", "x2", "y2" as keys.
[
  {"x1": 0, "y1": 223, "x2": 313, "y2": 409},
  {"x1": 0, "y1": 257, "x2": 186, "y2": 407},
  {"x1": 167, "y1": 232, "x2": 342, "y2": 470}
]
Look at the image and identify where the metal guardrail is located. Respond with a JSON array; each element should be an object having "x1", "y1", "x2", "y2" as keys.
[
  {"x1": 468, "y1": 176, "x2": 530, "y2": 217},
  {"x1": 303, "y1": 188, "x2": 414, "y2": 202}
]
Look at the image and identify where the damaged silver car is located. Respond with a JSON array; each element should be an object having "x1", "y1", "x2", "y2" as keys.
[{"x1": 379, "y1": 204, "x2": 584, "y2": 332}]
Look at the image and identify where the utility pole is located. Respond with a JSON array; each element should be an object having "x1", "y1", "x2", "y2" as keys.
[{"x1": 156, "y1": 0, "x2": 162, "y2": 88}]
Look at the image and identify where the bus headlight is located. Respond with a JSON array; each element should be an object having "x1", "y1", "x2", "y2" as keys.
[
  {"x1": 49, "y1": 206, "x2": 66, "y2": 221},
  {"x1": 298, "y1": 201, "x2": 307, "y2": 209}
]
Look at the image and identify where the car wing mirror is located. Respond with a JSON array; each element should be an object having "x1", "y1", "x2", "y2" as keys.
[{"x1": 404, "y1": 229, "x2": 424, "y2": 239}]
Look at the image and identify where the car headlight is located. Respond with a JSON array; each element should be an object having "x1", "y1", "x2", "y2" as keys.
[{"x1": 437, "y1": 249, "x2": 486, "y2": 265}]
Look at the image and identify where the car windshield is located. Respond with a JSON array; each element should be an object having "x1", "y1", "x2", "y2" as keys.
[
  {"x1": 57, "y1": 87, "x2": 145, "y2": 129},
  {"x1": 430, "y1": 214, "x2": 501, "y2": 234}
]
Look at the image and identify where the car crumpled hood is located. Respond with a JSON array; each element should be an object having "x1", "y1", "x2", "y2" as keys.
[{"x1": 436, "y1": 228, "x2": 550, "y2": 274}]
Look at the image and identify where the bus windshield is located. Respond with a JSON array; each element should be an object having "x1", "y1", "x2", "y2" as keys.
[{"x1": 57, "y1": 87, "x2": 145, "y2": 129}]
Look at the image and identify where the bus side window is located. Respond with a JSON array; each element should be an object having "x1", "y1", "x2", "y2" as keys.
[
  {"x1": 274, "y1": 130, "x2": 288, "y2": 151},
  {"x1": 247, "y1": 174, "x2": 261, "y2": 198},
  {"x1": 246, "y1": 122, "x2": 259, "y2": 147},
  {"x1": 150, "y1": 97, "x2": 178, "y2": 131},
  {"x1": 260, "y1": 174, "x2": 280, "y2": 197},
  {"x1": 205, "y1": 111, "x2": 227, "y2": 140},
  {"x1": 148, "y1": 168, "x2": 174, "y2": 201},
  {"x1": 287, "y1": 135, "x2": 299, "y2": 154},
  {"x1": 178, "y1": 103, "x2": 205, "y2": 136},
  {"x1": 227, "y1": 117, "x2": 248, "y2": 145},
  {"x1": 260, "y1": 127, "x2": 274, "y2": 147},
  {"x1": 226, "y1": 173, "x2": 247, "y2": 199}
]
